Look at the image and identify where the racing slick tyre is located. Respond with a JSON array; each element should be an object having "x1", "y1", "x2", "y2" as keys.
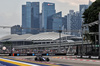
[
  {"x1": 46, "y1": 58, "x2": 50, "y2": 61},
  {"x1": 35, "y1": 57, "x2": 37, "y2": 61}
]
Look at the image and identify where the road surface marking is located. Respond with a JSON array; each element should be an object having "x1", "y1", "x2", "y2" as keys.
[
  {"x1": 0, "y1": 58, "x2": 38, "y2": 66},
  {"x1": 1, "y1": 57, "x2": 60, "y2": 66}
]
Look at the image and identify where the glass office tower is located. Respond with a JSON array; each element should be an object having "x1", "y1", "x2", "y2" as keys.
[
  {"x1": 22, "y1": 2, "x2": 39, "y2": 34},
  {"x1": 52, "y1": 12, "x2": 62, "y2": 31},
  {"x1": 42, "y1": 2, "x2": 56, "y2": 31},
  {"x1": 47, "y1": 12, "x2": 62, "y2": 31}
]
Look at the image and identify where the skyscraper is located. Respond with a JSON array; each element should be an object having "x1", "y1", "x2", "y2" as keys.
[
  {"x1": 79, "y1": 1, "x2": 91, "y2": 36},
  {"x1": 67, "y1": 10, "x2": 81, "y2": 36},
  {"x1": 42, "y1": 2, "x2": 56, "y2": 31},
  {"x1": 39, "y1": 13, "x2": 44, "y2": 32},
  {"x1": 62, "y1": 15, "x2": 67, "y2": 30},
  {"x1": 31, "y1": 2, "x2": 40, "y2": 34},
  {"x1": 47, "y1": 12, "x2": 62, "y2": 31},
  {"x1": 67, "y1": 10, "x2": 74, "y2": 35},
  {"x1": 52, "y1": 12, "x2": 62, "y2": 31},
  {"x1": 39, "y1": 13, "x2": 42, "y2": 30},
  {"x1": 71, "y1": 11, "x2": 81, "y2": 36},
  {"x1": 79, "y1": 5, "x2": 88, "y2": 17},
  {"x1": 22, "y1": 2, "x2": 39, "y2": 34},
  {"x1": 79, "y1": 1, "x2": 92, "y2": 24},
  {"x1": 22, "y1": 5, "x2": 27, "y2": 34},
  {"x1": 62, "y1": 15, "x2": 67, "y2": 34},
  {"x1": 26, "y1": 2, "x2": 31, "y2": 34}
]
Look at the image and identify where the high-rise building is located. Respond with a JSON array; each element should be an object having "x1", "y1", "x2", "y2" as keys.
[
  {"x1": 39, "y1": 13, "x2": 44, "y2": 32},
  {"x1": 67, "y1": 10, "x2": 81, "y2": 36},
  {"x1": 52, "y1": 12, "x2": 62, "y2": 31},
  {"x1": 47, "y1": 12, "x2": 62, "y2": 31},
  {"x1": 71, "y1": 11, "x2": 81, "y2": 36},
  {"x1": 88, "y1": 0, "x2": 92, "y2": 7},
  {"x1": 62, "y1": 15, "x2": 67, "y2": 34},
  {"x1": 79, "y1": 4, "x2": 88, "y2": 35},
  {"x1": 79, "y1": 5, "x2": 88, "y2": 16},
  {"x1": 62, "y1": 15, "x2": 67, "y2": 30},
  {"x1": 31, "y1": 2, "x2": 40, "y2": 34},
  {"x1": 47, "y1": 16, "x2": 53, "y2": 31},
  {"x1": 39, "y1": 13, "x2": 42, "y2": 29},
  {"x1": 11, "y1": 25, "x2": 22, "y2": 35},
  {"x1": 22, "y1": 2, "x2": 39, "y2": 34},
  {"x1": 23, "y1": 2, "x2": 32, "y2": 34},
  {"x1": 79, "y1": 4, "x2": 88, "y2": 23},
  {"x1": 79, "y1": 1, "x2": 92, "y2": 36},
  {"x1": 42, "y1": 2, "x2": 56, "y2": 31},
  {"x1": 22, "y1": 5, "x2": 27, "y2": 34},
  {"x1": 79, "y1": 1, "x2": 92, "y2": 23},
  {"x1": 67, "y1": 10, "x2": 74, "y2": 35}
]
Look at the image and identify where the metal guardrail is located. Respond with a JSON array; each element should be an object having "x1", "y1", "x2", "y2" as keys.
[{"x1": 14, "y1": 41, "x2": 91, "y2": 49}]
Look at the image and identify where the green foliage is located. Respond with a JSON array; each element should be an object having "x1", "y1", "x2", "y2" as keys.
[
  {"x1": 83, "y1": 0, "x2": 100, "y2": 42},
  {"x1": 83, "y1": 0, "x2": 100, "y2": 24}
]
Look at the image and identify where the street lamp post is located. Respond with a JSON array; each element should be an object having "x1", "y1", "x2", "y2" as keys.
[
  {"x1": 58, "y1": 26, "x2": 62, "y2": 53},
  {"x1": 81, "y1": 22, "x2": 84, "y2": 56},
  {"x1": 58, "y1": 30, "x2": 62, "y2": 53}
]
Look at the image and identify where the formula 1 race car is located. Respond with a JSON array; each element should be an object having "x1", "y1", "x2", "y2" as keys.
[{"x1": 34, "y1": 56, "x2": 50, "y2": 61}]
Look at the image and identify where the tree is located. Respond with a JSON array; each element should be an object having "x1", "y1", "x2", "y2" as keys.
[{"x1": 83, "y1": 0, "x2": 100, "y2": 42}]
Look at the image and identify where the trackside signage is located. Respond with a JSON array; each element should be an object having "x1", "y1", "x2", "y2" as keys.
[
  {"x1": 0, "y1": 54, "x2": 10, "y2": 56},
  {"x1": 77, "y1": 55, "x2": 100, "y2": 59},
  {"x1": 82, "y1": 56, "x2": 89, "y2": 58},
  {"x1": 90, "y1": 56, "x2": 99, "y2": 59}
]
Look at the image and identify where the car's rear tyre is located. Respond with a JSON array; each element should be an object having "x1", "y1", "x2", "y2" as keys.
[
  {"x1": 46, "y1": 58, "x2": 50, "y2": 61},
  {"x1": 35, "y1": 57, "x2": 37, "y2": 61}
]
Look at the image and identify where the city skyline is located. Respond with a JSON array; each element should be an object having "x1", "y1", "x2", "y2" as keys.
[
  {"x1": 0, "y1": 0, "x2": 95, "y2": 26},
  {"x1": 0, "y1": 0, "x2": 95, "y2": 37}
]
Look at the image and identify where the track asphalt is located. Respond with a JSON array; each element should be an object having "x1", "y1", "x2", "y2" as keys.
[{"x1": 0, "y1": 57, "x2": 70, "y2": 66}]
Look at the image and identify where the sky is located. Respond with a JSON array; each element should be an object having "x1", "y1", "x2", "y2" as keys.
[{"x1": 0, "y1": 0, "x2": 96, "y2": 38}]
